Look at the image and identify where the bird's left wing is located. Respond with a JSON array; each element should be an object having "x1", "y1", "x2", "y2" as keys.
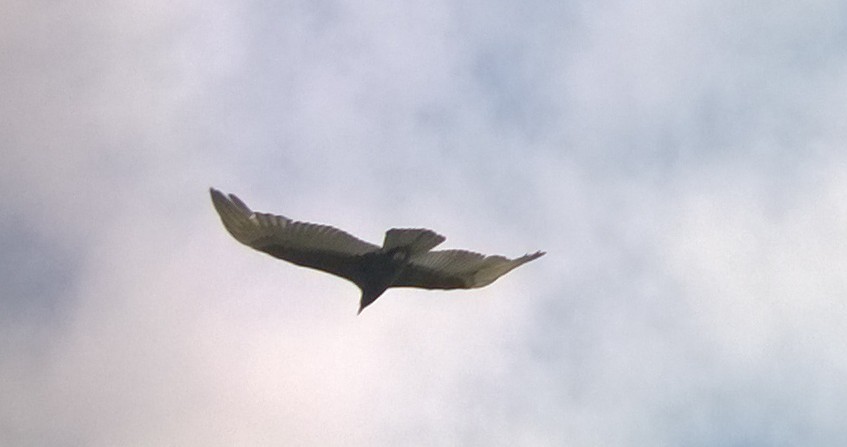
[
  {"x1": 390, "y1": 249, "x2": 545, "y2": 290},
  {"x1": 210, "y1": 189, "x2": 379, "y2": 282}
]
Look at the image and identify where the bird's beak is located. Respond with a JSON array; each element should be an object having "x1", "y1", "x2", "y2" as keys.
[
  {"x1": 357, "y1": 301, "x2": 370, "y2": 315},
  {"x1": 358, "y1": 291, "x2": 382, "y2": 315}
]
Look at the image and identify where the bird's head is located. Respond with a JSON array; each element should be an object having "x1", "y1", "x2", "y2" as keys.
[{"x1": 358, "y1": 288, "x2": 385, "y2": 314}]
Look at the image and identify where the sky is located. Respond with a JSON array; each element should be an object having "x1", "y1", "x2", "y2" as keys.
[{"x1": 2, "y1": 0, "x2": 847, "y2": 445}]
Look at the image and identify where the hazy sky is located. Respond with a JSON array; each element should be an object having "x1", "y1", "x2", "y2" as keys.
[{"x1": 3, "y1": 0, "x2": 847, "y2": 445}]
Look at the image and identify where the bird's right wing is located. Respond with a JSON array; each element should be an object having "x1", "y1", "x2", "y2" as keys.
[
  {"x1": 210, "y1": 189, "x2": 379, "y2": 282},
  {"x1": 391, "y1": 249, "x2": 545, "y2": 290}
]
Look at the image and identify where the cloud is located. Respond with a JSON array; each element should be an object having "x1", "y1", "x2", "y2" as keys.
[{"x1": 2, "y1": 0, "x2": 847, "y2": 445}]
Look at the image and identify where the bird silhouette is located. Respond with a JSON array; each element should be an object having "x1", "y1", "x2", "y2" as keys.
[{"x1": 210, "y1": 188, "x2": 545, "y2": 313}]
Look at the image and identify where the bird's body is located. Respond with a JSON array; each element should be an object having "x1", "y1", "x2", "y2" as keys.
[{"x1": 210, "y1": 188, "x2": 544, "y2": 313}]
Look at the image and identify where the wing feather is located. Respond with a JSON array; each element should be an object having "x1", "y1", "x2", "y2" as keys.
[
  {"x1": 391, "y1": 249, "x2": 545, "y2": 290},
  {"x1": 210, "y1": 188, "x2": 379, "y2": 282}
]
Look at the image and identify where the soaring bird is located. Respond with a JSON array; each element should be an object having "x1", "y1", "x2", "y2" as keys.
[{"x1": 210, "y1": 188, "x2": 545, "y2": 313}]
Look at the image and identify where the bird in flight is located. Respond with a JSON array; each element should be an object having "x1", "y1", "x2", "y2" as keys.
[{"x1": 210, "y1": 188, "x2": 545, "y2": 313}]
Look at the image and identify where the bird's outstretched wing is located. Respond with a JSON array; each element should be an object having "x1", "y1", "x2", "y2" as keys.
[
  {"x1": 391, "y1": 249, "x2": 545, "y2": 289},
  {"x1": 210, "y1": 188, "x2": 379, "y2": 282}
]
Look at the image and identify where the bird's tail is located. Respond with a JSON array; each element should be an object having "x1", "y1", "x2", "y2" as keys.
[{"x1": 383, "y1": 228, "x2": 445, "y2": 255}]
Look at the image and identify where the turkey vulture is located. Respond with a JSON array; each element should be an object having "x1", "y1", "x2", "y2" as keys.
[{"x1": 210, "y1": 188, "x2": 545, "y2": 313}]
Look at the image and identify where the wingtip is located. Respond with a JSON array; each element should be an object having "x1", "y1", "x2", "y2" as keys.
[
  {"x1": 523, "y1": 251, "x2": 546, "y2": 262},
  {"x1": 209, "y1": 188, "x2": 226, "y2": 207},
  {"x1": 227, "y1": 193, "x2": 252, "y2": 213}
]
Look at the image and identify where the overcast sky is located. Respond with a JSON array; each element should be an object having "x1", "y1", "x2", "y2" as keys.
[{"x1": 2, "y1": 0, "x2": 847, "y2": 445}]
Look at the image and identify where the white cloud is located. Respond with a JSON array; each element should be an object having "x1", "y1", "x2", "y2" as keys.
[{"x1": 2, "y1": 0, "x2": 847, "y2": 445}]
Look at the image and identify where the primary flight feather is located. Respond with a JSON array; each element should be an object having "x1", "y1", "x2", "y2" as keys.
[{"x1": 210, "y1": 188, "x2": 545, "y2": 313}]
